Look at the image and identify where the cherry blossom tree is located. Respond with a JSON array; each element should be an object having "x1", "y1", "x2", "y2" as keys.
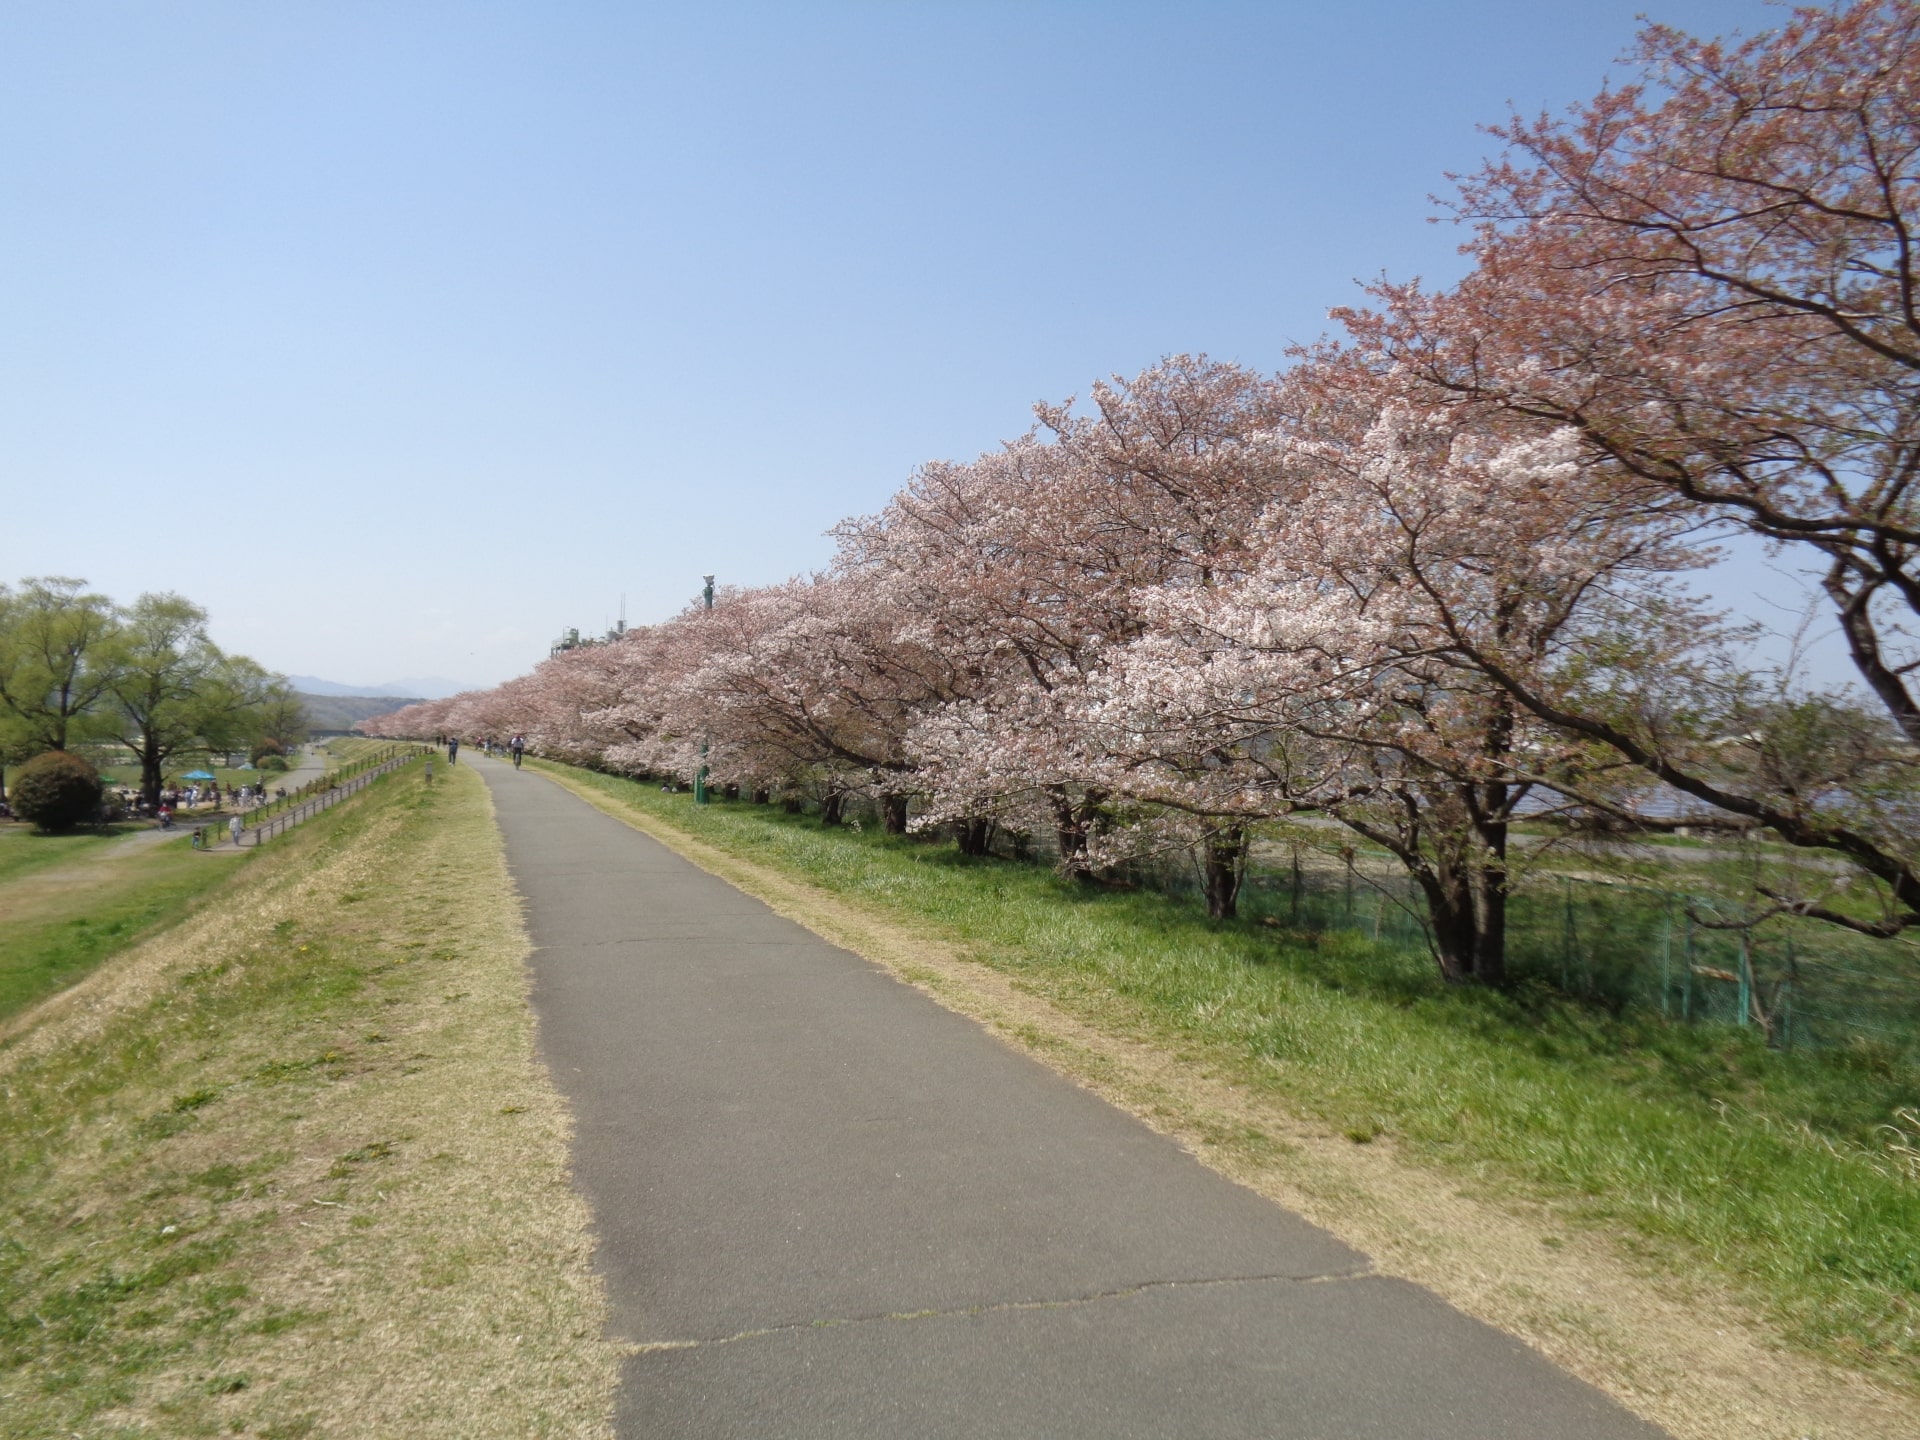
[
  {"x1": 1094, "y1": 358, "x2": 1716, "y2": 979},
  {"x1": 840, "y1": 438, "x2": 1113, "y2": 859},
  {"x1": 361, "y1": 633, "x2": 651, "y2": 759},
  {"x1": 847, "y1": 357, "x2": 1293, "y2": 874},
  {"x1": 522, "y1": 575, "x2": 974, "y2": 829},
  {"x1": 1346, "y1": 0, "x2": 1920, "y2": 936},
  {"x1": 696, "y1": 574, "x2": 983, "y2": 827}
]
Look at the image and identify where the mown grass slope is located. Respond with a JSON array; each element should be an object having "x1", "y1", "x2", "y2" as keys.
[
  {"x1": 0, "y1": 830, "x2": 247, "y2": 1024},
  {"x1": 1, "y1": 760, "x2": 613, "y2": 1438}
]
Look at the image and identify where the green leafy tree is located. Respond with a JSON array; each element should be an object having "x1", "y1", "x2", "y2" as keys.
[
  {"x1": 0, "y1": 577, "x2": 123, "y2": 753},
  {"x1": 0, "y1": 729, "x2": 38, "y2": 813},
  {"x1": 254, "y1": 682, "x2": 311, "y2": 754},
  {"x1": 106, "y1": 594, "x2": 277, "y2": 811},
  {"x1": 10, "y1": 750, "x2": 104, "y2": 832}
]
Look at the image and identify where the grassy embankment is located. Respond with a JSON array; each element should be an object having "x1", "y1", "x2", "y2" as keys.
[
  {"x1": 534, "y1": 761, "x2": 1919, "y2": 1434},
  {"x1": 1, "y1": 756, "x2": 614, "y2": 1438},
  {"x1": 0, "y1": 739, "x2": 389, "y2": 1022},
  {"x1": 0, "y1": 827, "x2": 246, "y2": 1024},
  {"x1": 314, "y1": 737, "x2": 379, "y2": 762}
]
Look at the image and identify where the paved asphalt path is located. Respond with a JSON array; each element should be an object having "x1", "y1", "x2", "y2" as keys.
[{"x1": 473, "y1": 756, "x2": 1668, "y2": 1440}]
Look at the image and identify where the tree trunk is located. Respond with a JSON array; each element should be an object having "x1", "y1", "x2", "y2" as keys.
[
  {"x1": 1415, "y1": 858, "x2": 1508, "y2": 985},
  {"x1": 881, "y1": 792, "x2": 910, "y2": 835},
  {"x1": 820, "y1": 792, "x2": 844, "y2": 827},
  {"x1": 1471, "y1": 834, "x2": 1509, "y2": 988},
  {"x1": 1049, "y1": 790, "x2": 1081, "y2": 867},
  {"x1": 1201, "y1": 824, "x2": 1247, "y2": 920},
  {"x1": 1050, "y1": 788, "x2": 1103, "y2": 876},
  {"x1": 956, "y1": 815, "x2": 995, "y2": 857},
  {"x1": 140, "y1": 739, "x2": 165, "y2": 814}
]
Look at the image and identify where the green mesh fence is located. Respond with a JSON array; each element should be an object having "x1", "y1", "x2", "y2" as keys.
[{"x1": 1142, "y1": 851, "x2": 1920, "y2": 1055}]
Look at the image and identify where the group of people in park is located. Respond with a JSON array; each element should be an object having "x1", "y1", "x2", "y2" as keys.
[
  {"x1": 0, "y1": 779, "x2": 263, "y2": 826},
  {"x1": 123, "y1": 780, "x2": 283, "y2": 814},
  {"x1": 131, "y1": 779, "x2": 286, "y2": 829}
]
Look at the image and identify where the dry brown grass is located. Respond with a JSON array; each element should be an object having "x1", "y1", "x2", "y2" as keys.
[
  {"x1": 0, "y1": 761, "x2": 615, "y2": 1438},
  {"x1": 541, "y1": 767, "x2": 1917, "y2": 1440}
]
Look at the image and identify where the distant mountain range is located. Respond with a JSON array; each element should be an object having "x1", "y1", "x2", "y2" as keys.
[
  {"x1": 295, "y1": 692, "x2": 422, "y2": 733},
  {"x1": 286, "y1": 675, "x2": 470, "y2": 700}
]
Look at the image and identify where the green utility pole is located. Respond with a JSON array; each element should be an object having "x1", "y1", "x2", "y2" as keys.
[{"x1": 694, "y1": 574, "x2": 714, "y2": 804}]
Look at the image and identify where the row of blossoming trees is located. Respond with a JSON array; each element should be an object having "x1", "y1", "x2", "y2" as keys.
[{"x1": 368, "y1": 2, "x2": 1920, "y2": 986}]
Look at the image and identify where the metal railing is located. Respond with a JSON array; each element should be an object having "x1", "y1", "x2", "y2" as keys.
[{"x1": 193, "y1": 746, "x2": 428, "y2": 850}]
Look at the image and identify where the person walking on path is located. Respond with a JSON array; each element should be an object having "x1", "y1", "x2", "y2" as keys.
[
  {"x1": 447, "y1": 736, "x2": 460, "y2": 766},
  {"x1": 228, "y1": 814, "x2": 243, "y2": 847}
]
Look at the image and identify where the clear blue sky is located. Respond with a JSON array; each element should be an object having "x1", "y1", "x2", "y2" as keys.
[{"x1": 3, "y1": 0, "x2": 1800, "y2": 690}]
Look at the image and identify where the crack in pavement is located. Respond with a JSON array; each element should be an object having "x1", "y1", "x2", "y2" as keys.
[
  {"x1": 543, "y1": 939, "x2": 821, "y2": 951},
  {"x1": 619, "y1": 1266, "x2": 1379, "y2": 1355}
]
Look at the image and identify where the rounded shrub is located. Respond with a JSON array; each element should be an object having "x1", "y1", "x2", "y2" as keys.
[
  {"x1": 11, "y1": 750, "x2": 104, "y2": 832},
  {"x1": 256, "y1": 754, "x2": 289, "y2": 772}
]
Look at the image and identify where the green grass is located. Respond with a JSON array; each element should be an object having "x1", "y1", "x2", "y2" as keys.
[
  {"x1": 544, "y1": 762, "x2": 1920, "y2": 1382},
  {"x1": 315, "y1": 737, "x2": 385, "y2": 764},
  {"x1": 0, "y1": 825, "x2": 120, "y2": 886},
  {"x1": 0, "y1": 835, "x2": 253, "y2": 1022},
  {"x1": 0, "y1": 848, "x2": 365, "y2": 1431},
  {"x1": 0, "y1": 761, "x2": 614, "y2": 1435}
]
